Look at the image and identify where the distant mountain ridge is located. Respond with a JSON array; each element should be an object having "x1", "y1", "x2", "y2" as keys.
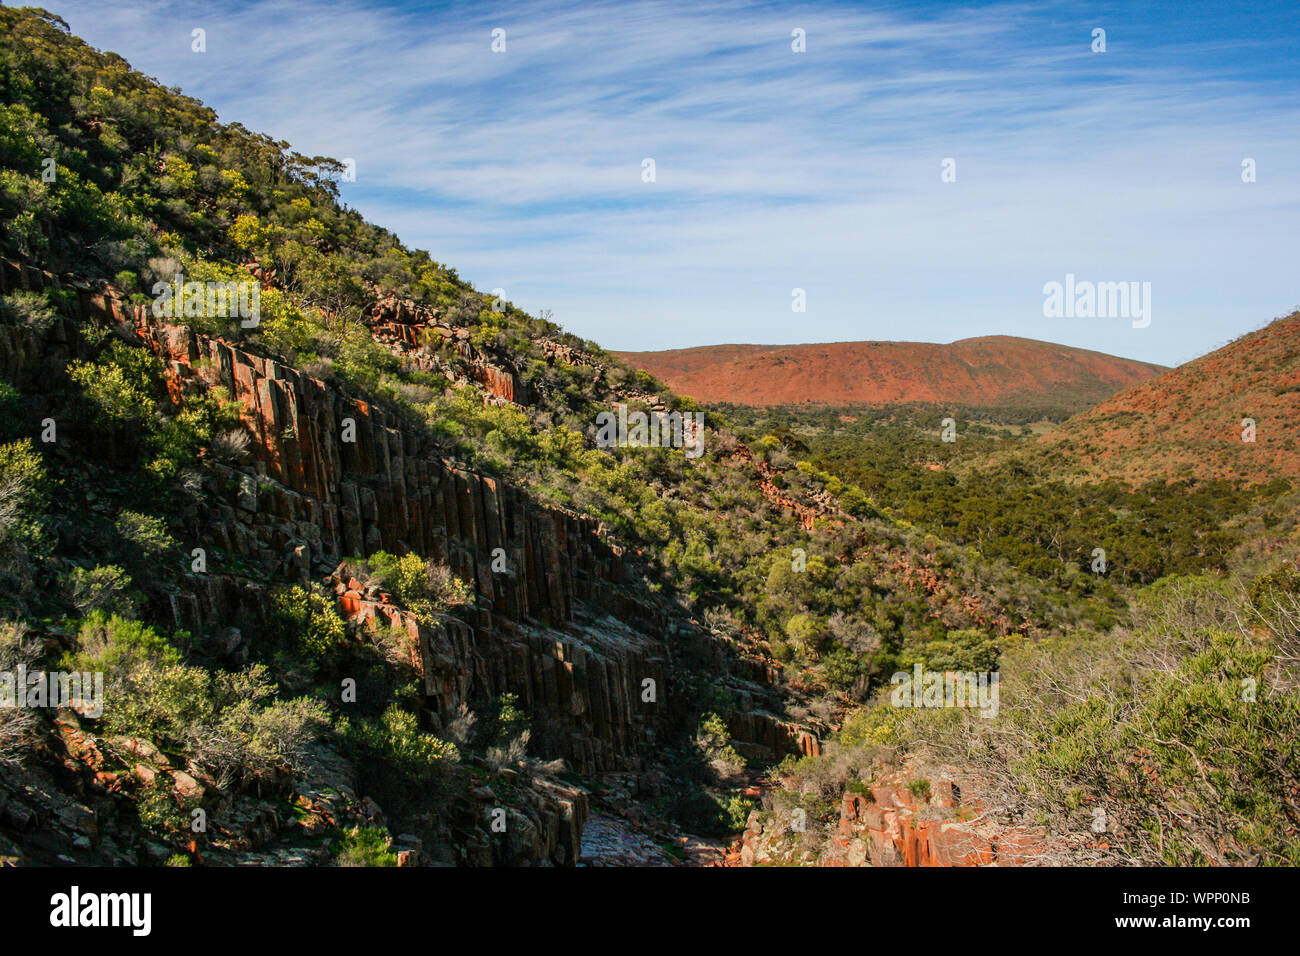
[{"x1": 614, "y1": 335, "x2": 1166, "y2": 412}]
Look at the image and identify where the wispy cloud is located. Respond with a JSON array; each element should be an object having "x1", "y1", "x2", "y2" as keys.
[{"x1": 43, "y1": 0, "x2": 1300, "y2": 364}]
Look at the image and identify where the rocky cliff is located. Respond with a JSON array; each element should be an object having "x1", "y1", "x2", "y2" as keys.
[{"x1": 0, "y1": 259, "x2": 815, "y2": 784}]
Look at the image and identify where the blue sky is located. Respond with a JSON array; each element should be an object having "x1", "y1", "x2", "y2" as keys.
[{"x1": 39, "y1": 0, "x2": 1300, "y2": 365}]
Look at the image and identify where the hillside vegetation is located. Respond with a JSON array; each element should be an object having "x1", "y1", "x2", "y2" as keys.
[{"x1": 0, "y1": 6, "x2": 1296, "y2": 867}]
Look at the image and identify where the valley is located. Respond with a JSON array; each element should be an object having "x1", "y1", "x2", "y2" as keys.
[{"x1": 0, "y1": 6, "x2": 1297, "y2": 872}]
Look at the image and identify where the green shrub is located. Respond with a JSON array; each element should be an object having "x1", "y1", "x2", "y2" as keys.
[
  {"x1": 693, "y1": 711, "x2": 746, "y2": 775},
  {"x1": 341, "y1": 704, "x2": 458, "y2": 787},
  {"x1": 136, "y1": 780, "x2": 189, "y2": 842},
  {"x1": 0, "y1": 439, "x2": 50, "y2": 588},
  {"x1": 65, "y1": 564, "x2": 133, "y2": 615},
  {"x1": 821, "y1": 646, "x2": 863, "y2": 690},
  {"x1": 65, "y1": 614, "x2": 328, "y2": 787},
  {"x1": 355, "y1": 550, "x2": 472, "y2": 625},
  {"x1": 668, "y1": 787, "x2": 755, "y2": 837},
  {"x1": 68, "y1": 341, "x2": 238, "y2": 480},
  {"x1": 68, "y1": 340, "x2": 160, "y2": 431},
  {"x1": 491, "y1": 692, "x2": 528, "y2": 743},
  {"x1": 269, "y1": 585, "x2": 347, "y2": 665},
  {"x1": 784, "y1": 613, "x2": 828, "y2": 661},
  {"x1": 906, "y1": 627, "x2": 999, "y2": 672},
  {"x1": 65, "y1": 611, "x2": 181, "y2": 675},
  {"x1": 194, "y1": 668, "x2": 329, "y2": 787},
  {"x1": 333, "y1": 826, "x2": 399, "y2": 867},
  {"x1": 837, "y1": 705, "x2": 903, "y2": 747},
  {"x1": 0, "y1": 290, "x2": 58, "y2": 331}
]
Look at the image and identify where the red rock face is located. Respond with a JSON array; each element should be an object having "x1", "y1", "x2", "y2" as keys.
[
  {"x1": 740, "y1": 767, "x2": 1049, "y2": 867},
  {"x1": 132, "y1": 314, "x2": 671, "y2": 772},
  {"x1": 615, "y1": 337, "x2": 1166, "y2": 409},
  {"x1": 843, "y1": 790, "x2": 1000, "y2": 866},
  {"x1": 471, "y1": 363, "x2": 517, "y2": 404},
  {"x1": 124, "y1": 311, "x2": 618, "y2": 627}
]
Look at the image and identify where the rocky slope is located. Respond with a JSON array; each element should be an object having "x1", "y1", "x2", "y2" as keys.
[
  {"x1": 0, "y1": 9, "x2": 1132, "y2": 867},
  {"x1": 615, "y1": 336, "x2": 1165, "y2": 412},
  {"x1": 0, "y1": 257, "x2": 823, "y2": 865},
  {"x1": 0, "y1": 253, "x2": 1080, "y2": 867}
]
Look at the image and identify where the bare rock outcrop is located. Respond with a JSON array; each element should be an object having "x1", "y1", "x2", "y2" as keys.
[{"x1": 738, "y1": 767, "x2": 1049, "y2": 867}]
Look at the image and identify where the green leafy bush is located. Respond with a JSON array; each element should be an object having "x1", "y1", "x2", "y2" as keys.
[
  {"x1": 136, "y1": 779, "x2": 190, "y2": 841},
  {"x1": 0, "y1": 290, "x2": 58, "y2": 331},
  {"x1": 339, "y1": 705, "x2": 459, "y2": 819},
  {"x1": 351, "y1": 551, "x2": 472, "y2": 625},
  {"x1": 68, "y1": 340, "x2": 240, "y2": 480},
  {"x1": 269, "y1": 585, "x2": 347, "y2": 665},
  {"x1": 333, "y1": 826, "x2": 399, "y2": 867},
  {"x1": 667, "y1": 787, "x2": 755, "y2": 837},
  {"x1": 65, "y1": 564, "x2": 133, "y2": 615},
  {"x1": 64, "y1": 613, "x2": 328, "y2": 788},
  {"x1": 0, "y1": 439, "x2": 50, "y2": 589}
]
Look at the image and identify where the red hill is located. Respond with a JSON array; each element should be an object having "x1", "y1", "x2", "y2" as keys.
[
  {"x1": 1037, "y1": 312, "x2": 1300, "y2": 485},
  {"x1": 614, "y1": 336, "x2": 1165, "y2": 412}
]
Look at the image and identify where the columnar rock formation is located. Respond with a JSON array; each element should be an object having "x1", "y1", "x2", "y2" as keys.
[{"x1": 0, "y1": 260, "x2": 815, "y2": 780}]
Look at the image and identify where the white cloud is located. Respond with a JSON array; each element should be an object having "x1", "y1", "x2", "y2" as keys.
[{"x1": 44, "y1": 0, "x2": 1300, "y2": 364}]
